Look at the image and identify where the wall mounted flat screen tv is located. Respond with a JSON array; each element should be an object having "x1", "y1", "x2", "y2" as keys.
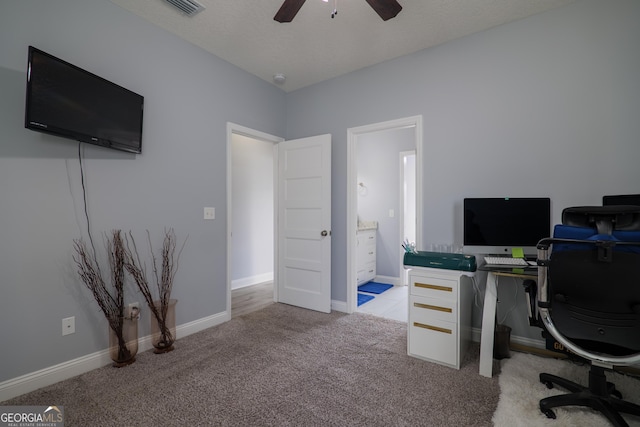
[
  {"x1": 463, "y1": 197, "x2": 551, "y2": 256},
  {"x1": 25, "y1": 46, "x2": 144, "y2": 154}
]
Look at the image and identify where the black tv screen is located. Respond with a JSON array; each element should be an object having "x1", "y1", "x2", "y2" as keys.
[
  {"x1": 25, "y1": 46, "x2": 144, "y2": 154},
  {"x1": 463, "y1": 197, "x2": 551, "y2": 256}
]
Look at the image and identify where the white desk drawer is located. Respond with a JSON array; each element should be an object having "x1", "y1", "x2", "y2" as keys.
[
  {"x1": 410, "y1": 294, "x2": 456, "y2": 323},
  {"x1": 408, "y1": 317, "x2": 457, "y2": 367},
  {"x1": 410, "y1": 276, "x2": 457, "y2": 300}
]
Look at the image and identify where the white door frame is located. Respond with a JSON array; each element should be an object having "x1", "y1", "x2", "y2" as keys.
[
  {"x1": 399, "y1": 150, "x2": 416, "y2": 287},
  {"x1": 226, "y1": 122, "x2": 284, "y2": 318},
  {"x1": 346, "y1": 115, "x2": 423, "y2": 314}
]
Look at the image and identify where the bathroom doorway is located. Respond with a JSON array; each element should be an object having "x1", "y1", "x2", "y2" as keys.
[{"x1": 346, "y1": 116, "x2": 423, "y2": 316}]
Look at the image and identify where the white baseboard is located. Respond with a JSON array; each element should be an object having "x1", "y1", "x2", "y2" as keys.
[
  {"x1": 373, "y1": 275, "x2": 401, "y2": 286},
  {"x1": 509, "y1": 334, "x2": 547, "y2": 350},
  {"x1": 231, "y1": 272, "x2": 274, "y2": 290},
  {"x1": 471, "y1": 327, "x2": 546, "y2": 349},
  {"x1": 331, "y1": 299, "x2": 348, "y2": 313},
  {"x1": 0, "y1": 310, "x2": 229, "y2": 402},
  {"x1": 0, "y1": 349, "x2": 113, "y2": 404}
]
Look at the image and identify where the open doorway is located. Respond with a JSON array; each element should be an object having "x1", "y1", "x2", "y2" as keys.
[
  {"x1": 346, "y1": 116, "x2": 423, "y2": 316},
  {"x1": 226, "y1": 124, "x2": 332, "y2": 316},
  {"x1": 226, "y1": 123, "x2": 283, "y2": 318}
]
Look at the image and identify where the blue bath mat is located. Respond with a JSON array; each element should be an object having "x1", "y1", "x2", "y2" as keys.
[
  {"x1": 357, "y1": 293, "x2": 375, "y2": 306},
  {"x1": 358, "y1": 282, "x2": 393, "y2": 294}
]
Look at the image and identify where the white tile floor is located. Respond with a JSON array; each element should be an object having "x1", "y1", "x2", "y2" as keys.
[{"x1": 357, "y1": 285, "x2": 408, "y2": 322}]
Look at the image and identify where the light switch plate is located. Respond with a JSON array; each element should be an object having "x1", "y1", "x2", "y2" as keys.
[{"x1": 204, "y1": 207, "x2": 215, "y2": 220}]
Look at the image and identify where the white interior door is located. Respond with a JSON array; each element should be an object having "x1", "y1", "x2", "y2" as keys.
[{"x1": 277, "y1": 134, "x2": 332, "y2": 313}]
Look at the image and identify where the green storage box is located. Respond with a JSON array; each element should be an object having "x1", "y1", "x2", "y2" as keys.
[{"x1": 403, "y1": 251, "x2": 477, "y2": 272}]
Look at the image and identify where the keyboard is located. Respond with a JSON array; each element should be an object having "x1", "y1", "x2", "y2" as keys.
[{"x1": 483, "y1": 256, "x2": 531, "y2": 267}]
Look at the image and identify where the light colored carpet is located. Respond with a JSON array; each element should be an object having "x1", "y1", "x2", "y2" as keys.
[
  {"x1": 4, "y1": 303, "x2": 499, "y2": 426},
  {"x1": 493, "y1": 352, "x2": 640, "y2": 426}
]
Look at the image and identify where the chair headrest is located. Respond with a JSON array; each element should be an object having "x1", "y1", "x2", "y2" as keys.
[{"x1": 562, "y1": 206, "x2": 640, "y2": 234}]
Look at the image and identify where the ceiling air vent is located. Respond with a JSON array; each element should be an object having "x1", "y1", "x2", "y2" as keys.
[{"x1": 163, "y1": 0, "x2": 205, "y2": 17}]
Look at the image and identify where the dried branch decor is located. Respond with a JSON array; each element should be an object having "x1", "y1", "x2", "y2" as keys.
[
  {"x1": 124, "y1": 228, "x2": 186, "y2": 353},
  {"x1": 73, "y1": 230, "x2": 139, "y2": 366}
]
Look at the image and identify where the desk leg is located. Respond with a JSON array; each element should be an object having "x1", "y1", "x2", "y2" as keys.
[{"x1": 479, "y1": 272, "x2": 497, "y2": 377}]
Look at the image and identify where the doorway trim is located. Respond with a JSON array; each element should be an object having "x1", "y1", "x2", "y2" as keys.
[
  {"x1": 399, "y1": 150, "x2": 416, "y2": 287},
  {"x1": 226, "y1": 122, "x2": 284, "y2": 318},
  {"x1": 346, "y1": 115, "x2": 423, "y2": 314}
]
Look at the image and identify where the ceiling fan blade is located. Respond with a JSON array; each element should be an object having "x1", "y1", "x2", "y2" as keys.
[
  {"x1": 365, "y1": 0, "x2": 402, "y2": 21},
  {"x1": 274, "y1": 0, "x2": 307, "y2": 23}
]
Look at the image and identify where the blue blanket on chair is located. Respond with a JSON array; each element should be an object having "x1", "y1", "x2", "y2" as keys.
[{"x1": 552, "y1": 225, "x2": 640, "y2": 253}]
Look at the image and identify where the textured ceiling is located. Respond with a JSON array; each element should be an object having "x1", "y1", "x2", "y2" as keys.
[{"x1": 109, "y1": 0, "x2": 576, "y2": 92}]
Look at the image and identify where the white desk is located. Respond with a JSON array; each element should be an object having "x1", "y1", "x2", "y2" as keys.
[{"x1": 479, "y1": 268, "x2": 537, "y2": 377}]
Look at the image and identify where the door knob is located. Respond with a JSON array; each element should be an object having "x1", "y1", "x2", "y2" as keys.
[{"x1": 321, "y1": 230, "x2": 328, "y2": 237}]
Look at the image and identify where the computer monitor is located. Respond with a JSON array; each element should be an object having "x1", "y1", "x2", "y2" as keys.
[
  {"x1": 603, "y1": 194, "x2": 640, "y2": 207},
  {"x1": 463, "y1": 197, "x2": 551, "y2": 256}
]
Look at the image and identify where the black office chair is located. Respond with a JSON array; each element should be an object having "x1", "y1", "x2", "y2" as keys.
[{"x1": 535, "y1": 206, "x2": 640, "y2": 427}]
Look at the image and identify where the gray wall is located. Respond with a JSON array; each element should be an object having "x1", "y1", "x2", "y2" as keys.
[
  {"x1": 285, "y1": 0, "x2": 640, "y2": 339},
  {"x1": 0, "y1": 0, "x2": 285, "y2": 382}
]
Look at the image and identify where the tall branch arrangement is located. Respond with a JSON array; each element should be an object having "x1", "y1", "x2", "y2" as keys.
[
  {"x1": 73, "y1": 230, "x2": 133, "y2": 363},
  {"x1": 124, "y1": 228, "x2": 187, "y2": 352}
]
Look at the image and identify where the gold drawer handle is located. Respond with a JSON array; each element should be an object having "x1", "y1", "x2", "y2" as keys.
[
  {"x1": 414, "y1": 302, "x2": 452, "y2": 313},
  {"x1": 415, "y1": 282, "x2": 453, "y2": 292},
  {"x1": 413, "y1": 322, "x2": 452, "y2": 334}
]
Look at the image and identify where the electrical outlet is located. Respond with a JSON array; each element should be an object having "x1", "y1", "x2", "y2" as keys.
[
  {"x1": 126, "y1": 302, "x2": 140, "y2": 319},
  {"x1": 62, "y1": 316, "x2": 75, "y2": 336}
]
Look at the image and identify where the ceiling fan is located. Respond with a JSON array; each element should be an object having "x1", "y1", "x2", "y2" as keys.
[{"x1": 274, "y1": 0, "x2": 402, "y2": 23}]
